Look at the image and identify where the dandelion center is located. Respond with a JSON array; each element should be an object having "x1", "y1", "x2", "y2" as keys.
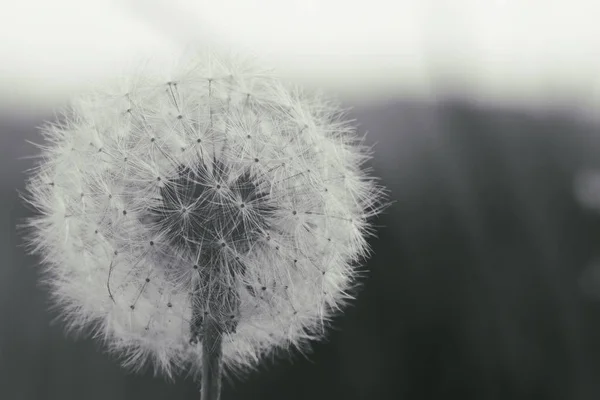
[{"x1": 146, "y1": 158, "x2": 274, "y2": 259}]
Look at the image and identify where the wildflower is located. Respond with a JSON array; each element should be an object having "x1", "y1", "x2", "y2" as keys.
[{"x1": 22, "y1": 53, "x2": 386, "y2": 393}]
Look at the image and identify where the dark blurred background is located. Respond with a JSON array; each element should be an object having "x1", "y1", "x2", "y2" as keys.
[{"x1": 3, "y1": 97, "x2": 600, "y2": 400}]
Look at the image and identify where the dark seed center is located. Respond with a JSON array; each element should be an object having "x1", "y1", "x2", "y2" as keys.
[{"x1": 145, "y1": 160, "x2": 274, "y2": 258}]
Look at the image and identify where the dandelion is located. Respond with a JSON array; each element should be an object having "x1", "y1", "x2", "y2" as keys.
[{"x1": 22, "y1": 53, "x2": 387, "y2": 399}]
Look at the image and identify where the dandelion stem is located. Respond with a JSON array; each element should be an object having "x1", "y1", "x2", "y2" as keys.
[{"x1": 201, "y1": 318, "x2": 224, "y2": 400}]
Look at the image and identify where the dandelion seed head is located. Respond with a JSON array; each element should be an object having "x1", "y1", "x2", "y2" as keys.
[{"x1": 23, "y1": 53, "x2": 387, "y2": 379}]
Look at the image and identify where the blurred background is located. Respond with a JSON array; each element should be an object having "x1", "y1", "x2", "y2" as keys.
[{"x1": 2, "y1": 1, "x2": 600, "y2": 399}]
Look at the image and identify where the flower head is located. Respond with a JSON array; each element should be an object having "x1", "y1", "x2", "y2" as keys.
[{"x1": 23, "y1": 54, "x2": 386, "y2": 379}]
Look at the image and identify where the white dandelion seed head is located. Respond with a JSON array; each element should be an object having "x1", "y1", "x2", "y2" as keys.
[{"x1": 23, "y1": 53, "x2": 387, "y2": 379}]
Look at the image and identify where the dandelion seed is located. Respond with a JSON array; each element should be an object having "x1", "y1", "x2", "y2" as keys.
[{"x1": 21, "y1": 53, "x2": 387, "y2": 399}]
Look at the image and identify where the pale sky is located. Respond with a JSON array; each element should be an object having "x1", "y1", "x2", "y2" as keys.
[{"x1": 1, "y1": 0, "x2": 599, "y2": 114}]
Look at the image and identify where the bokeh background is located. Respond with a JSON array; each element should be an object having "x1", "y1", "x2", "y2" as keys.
[{"x1": 2, "y1": 1, "x2": 600, "y2": 399}]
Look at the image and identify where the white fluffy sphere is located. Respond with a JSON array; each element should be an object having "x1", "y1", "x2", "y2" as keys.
[{"x1": 23, "y1": 54, "x2": 385, "y2": 379}]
